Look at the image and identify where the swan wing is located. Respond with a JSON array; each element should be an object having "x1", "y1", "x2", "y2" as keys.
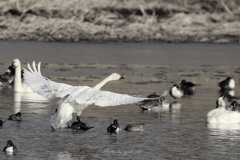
[
  {"x1": 62, "y1": 86, "x2": 163, "y2": 107},
  {"x1": 90, "y1": 90, "x2": 148, "y2": 107},
  {"x1": 23, "y1": 61, "x2": 75, "y2": 99}
]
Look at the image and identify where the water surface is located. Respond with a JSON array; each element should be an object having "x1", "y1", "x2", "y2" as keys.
[{"x1": 0, "y1": 41, "x2": 240, "y2": 159}]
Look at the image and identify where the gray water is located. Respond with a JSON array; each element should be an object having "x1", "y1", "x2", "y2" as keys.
[{"x1": 0, "y1": 41, "x2": 240, "y2": 160}]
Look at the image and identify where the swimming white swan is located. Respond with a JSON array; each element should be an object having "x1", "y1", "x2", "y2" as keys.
[
  {"x1": 12, "y1": 58, "x2": 32, "y2": 92},
  {"x1": 206, "y1": 95, "x2": 226, "y2": 118},
  {"x1": 207, "y1": 96, "x2": 240, "y2": 124},
  {"x1": 207, "y1": 110, "x2": 240, "y2": 124},
  {"x1": 23, "y1": 61, "x2": 167, "y2": 129}
]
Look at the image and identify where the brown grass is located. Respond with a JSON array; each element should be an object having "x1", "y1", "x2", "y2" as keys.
[{"x1": 0, "y1": 0, "x2": 240, "y2": 42}]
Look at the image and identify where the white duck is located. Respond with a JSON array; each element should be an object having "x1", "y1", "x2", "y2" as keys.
[
  {"x1": 12, "y1": 58, "x2": 32, "y2": 92},
  {"x1": 24, "y1": 61, "x2": 166, "y2": 129}
]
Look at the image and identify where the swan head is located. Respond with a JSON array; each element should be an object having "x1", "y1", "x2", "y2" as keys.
[
  {"x1": 216, "y1": 95, "x2": 226, "y2": 108},
  {"x1": 12, "y1": 59, "x2": 21, "y2": 68},
  {"x1": 109, "y1": 73, "x2": 124, "y2": 81}
]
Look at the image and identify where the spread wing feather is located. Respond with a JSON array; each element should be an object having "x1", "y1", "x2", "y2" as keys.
[
  {"x1": 23, "y1": 62, "x2": 75, "y2": 99},
  {"x1": 24, "y1": 61, "x2": 166, "y2": 107}
]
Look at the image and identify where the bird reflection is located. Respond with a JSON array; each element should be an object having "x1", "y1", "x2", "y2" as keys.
[
  {"x1": 219, "y1": 89, "x2": 235, "y2": 101},
  {"x1": 207, "y1": 123, "x2": 240, "y2": 131},
  {"x1": 13, "y1": 92, "x2": 22, "y2": 113},
  {"x1": 13, "y1": 92, "x2": 49, "y2": 114}
]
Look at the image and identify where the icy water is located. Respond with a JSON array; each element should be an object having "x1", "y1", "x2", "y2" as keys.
[{"x1": 0, "y1": 41, "x2": 240, "y2": 159}]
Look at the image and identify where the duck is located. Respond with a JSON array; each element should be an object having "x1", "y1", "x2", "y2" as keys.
[
  {"x1": 218, "y1": 77, "x2": 235, "y2": 90},
  {"x1": 207, "y1": 95, "x2": 226, "y2": 118},
  {"x1": 140, "y1": 91, "x2": 168, "y2": 111},
  {"x1": 147, "y1": 92, "x2": 160, "y2": 98},
  {"x1": 8, "y1": 112, "x2": 22, "y2": 121},
  {"x1": 228, "y1": 101, "x2": 239, "y2": 111},
  {"x1": 3, "y1": 140, "x2": 17, "y2": 154},
  {"x1": 12, "y1": 58, "x2": 32, "y2": 92},
  {"x1": 140, "y1": 98, "x2": 169, "y2": 112},
  {"x1": 69, "y1": 116, "x2": 93, "y2": 130},
  {"x1": 24, "y1": 61, "x2": 165, "y2": 129},
  {"x1": 107, "y1": 119, "x2": 120, "y2": 133},
  {"x1": 179, "y1": 79, "x2": 196, "y2": 95},
  {"x1": 124, "y1": 123, "x2": 144, "y2": 131},
  {"x1": 140, "y1": 100, "x2": 160, "y2": 111},
  {"x1": 0, "y1": 119, "x2": 6, "y2": 126},
  {"x1": 169, "y1": 84, "x2": 183, "y2": 99},
  {"x1": 0, "y1": 65, "x2": 16, "y2": 87}
]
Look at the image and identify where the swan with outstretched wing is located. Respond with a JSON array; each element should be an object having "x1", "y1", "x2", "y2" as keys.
[{"x1": 23, "y1": 62, "x2": 168, "y2": 129}]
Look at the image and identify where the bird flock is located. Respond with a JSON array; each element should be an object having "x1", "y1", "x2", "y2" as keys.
[{"x1": 0, "y1": 58, "x2": 239, "y2": 155}]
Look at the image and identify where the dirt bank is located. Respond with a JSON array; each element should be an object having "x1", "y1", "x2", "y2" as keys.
[{"x1": 0, "y1": 0, "x2": 240, "y2": 43}]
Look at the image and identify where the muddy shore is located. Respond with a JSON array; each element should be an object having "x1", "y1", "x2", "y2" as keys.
[{"x1": 0, "y1": 0, "x2": 240, "y2": 43}]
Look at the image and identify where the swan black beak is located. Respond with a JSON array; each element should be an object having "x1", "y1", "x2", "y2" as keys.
[{"x1": 120, "y1": 76, "x2": 125, "y2": 80}]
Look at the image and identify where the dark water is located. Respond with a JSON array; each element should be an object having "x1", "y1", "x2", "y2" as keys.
[{"x1": 0, "y1": 41, "x2": 240, "y2": 159}]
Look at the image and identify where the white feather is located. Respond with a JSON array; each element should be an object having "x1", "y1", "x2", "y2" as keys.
[
  {"x1": 207, "y1": 96, "x2": 240, "y2": 124},
  {"x1": 5, "y1": 146, "x2": 14, "y2": 153},
  {"x1": 24, "y1": 62, "x2": 165, "y2": 129},
  {"x1": 207, "y1": 111, "x2": 240, "y2": 124}
]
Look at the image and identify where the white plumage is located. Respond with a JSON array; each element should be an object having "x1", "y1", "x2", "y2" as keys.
[
  {"x1": 207, "y1": 111, "x2": 240, "y2": 124},
  {"x1": 207, "y1": 96, "x2": 240, "y2": 124},
  {"x1": 170, "y1": 84, "x2": 183, "y2": 99},
  {"x1": 12, "y1": 59, "x2": 33, "y2": 92},
  {"x1": 24, "y1": 61, "x2": 165, "y2": 129},
  {"x1": 206, "y1": 96, "x2": 226, "y2": 118}
]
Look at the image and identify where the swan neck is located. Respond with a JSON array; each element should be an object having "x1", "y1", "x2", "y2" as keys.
[
  {"x1": 13, "y1": 65, "x2": 22, "y2": 92},
  {"x1": 94, "y1": 76, "x2": 112, "y2": 90},
  {"x1": 219, "y1": 106, "x2": 226, "y2": 111}
]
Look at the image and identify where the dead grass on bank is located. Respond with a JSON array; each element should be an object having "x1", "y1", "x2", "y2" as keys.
[{"x1": 0, "y1": 0, "x2": 240, "y2": 42}]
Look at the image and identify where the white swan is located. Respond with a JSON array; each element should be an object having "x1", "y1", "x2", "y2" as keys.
[
  {"x1": 206, "y1": 95, "x2": 226, "y2": 118},
  {"x1": 52, "y1": 72, "x2": 125, "y2": 127},
  {"x1": 12, "y1": 58, "x2": 32, "y2": 92},
  {"x1": 207, "y1": 110, "x2": 240, "y2": 124},
  {"x1": 23, "y1": 61, "x2": 167, "y2": 129},
  {"x1": 207, "y1": 96, "x2": 240, "y2": 124}
]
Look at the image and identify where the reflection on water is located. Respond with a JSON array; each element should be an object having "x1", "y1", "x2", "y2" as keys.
[
  {"x1": 14, "y1": 92, "x2": 48, "y2": 103},
  {"x1": 13, "y1": 92, "x2": 49, "y2": 114},
  {"x1": 13, "y1": 92, "x2": 21, "y2": 113}
]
